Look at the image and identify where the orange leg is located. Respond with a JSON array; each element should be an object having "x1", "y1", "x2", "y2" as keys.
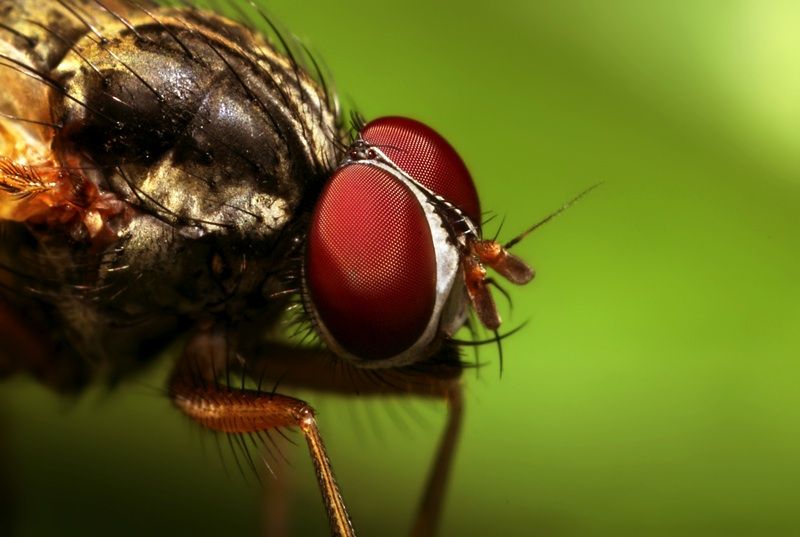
[{"x1": 170, "y1": 325, "x2": 464, "y2": 537}]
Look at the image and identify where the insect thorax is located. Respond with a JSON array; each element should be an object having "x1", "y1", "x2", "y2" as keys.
[{"x1": 0, "y1": 1, "x2": 343, "y2": 385}]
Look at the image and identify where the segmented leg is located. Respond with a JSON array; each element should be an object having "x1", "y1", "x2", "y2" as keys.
[
  {"x1": 170, "y1": 326, "x2": 354, "y2": 537},
  {"x1": 411, "y1": 388, "x2": 463, "y2": 537},
  {"x1": 171, "y1": 326, "x2": 464, "y2": 537},
  {"x1": 244, "y1": 342, "x2": 466, "y2": 537}
]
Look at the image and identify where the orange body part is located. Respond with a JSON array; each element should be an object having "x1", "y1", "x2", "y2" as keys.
[{"x1": 0, "y1": 155, "x2": 127, "y2": 246}]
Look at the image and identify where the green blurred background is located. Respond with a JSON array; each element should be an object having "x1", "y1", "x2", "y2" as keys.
[{"x1": 1, "y1": 0, "x2": 799, "y2": 535}]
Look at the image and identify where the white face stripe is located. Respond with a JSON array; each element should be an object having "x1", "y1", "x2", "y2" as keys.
[{"x1": 307, "y1": 148, "x2": 472, "y2": 369}]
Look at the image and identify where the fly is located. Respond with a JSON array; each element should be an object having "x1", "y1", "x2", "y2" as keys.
[{"x1": 0, "y1": 1, "x2": 592, "y2": 535}]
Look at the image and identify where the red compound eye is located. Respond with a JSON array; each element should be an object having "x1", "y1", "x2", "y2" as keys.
[
  {"x1": 361, "y1": 116, "x2": 481, "y2": 225},
  {"x1": 306, "y1": 164, "x2": 437, "y2": 361}
]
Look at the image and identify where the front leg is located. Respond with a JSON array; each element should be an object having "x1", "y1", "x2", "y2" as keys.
[
  {"x1": 171, "y1": 325, "x2": 465, "y2": 537},
  {"x1": 169, "y1": 326, "x2": 355, "y2": 537}
]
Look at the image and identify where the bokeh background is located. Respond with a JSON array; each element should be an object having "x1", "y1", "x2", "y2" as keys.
[{"x1": 1, "y1": 1, "x2": 798, "y2": 536}]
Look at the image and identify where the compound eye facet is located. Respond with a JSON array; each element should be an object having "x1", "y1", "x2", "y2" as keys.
[
  {"x1": 361, "y1": 116, "x2": 481, "y2": 225},
  {"x1": 305, "y1": 164, "x2": 438, "y2": 361}
]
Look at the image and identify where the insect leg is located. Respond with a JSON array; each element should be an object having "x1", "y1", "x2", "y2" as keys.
[
  {"x1": 241, "y1": 342, "x2": 465, "y2": 537},
  {"x1": 410, "y1": 385, "x2": 463, "y2": 537},
  {"x1": 169, "y1": 327, "x2": 355, "y2": 537}
]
